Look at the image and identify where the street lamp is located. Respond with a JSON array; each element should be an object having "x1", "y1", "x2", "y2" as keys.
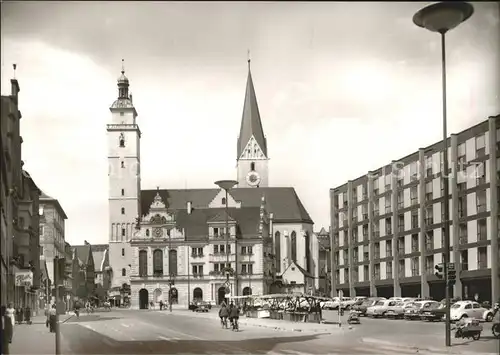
[
  {"x1": 413, "y1": 1, "x2": 474, "y2": 347},
  {"x1": 214, "y1": 180, "x2": 238, "y2": 295},
  {"x1": 168, "y1": 273, "x2": 175, "y2": 312}
]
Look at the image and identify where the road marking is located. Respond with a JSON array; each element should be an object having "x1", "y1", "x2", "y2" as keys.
[{"x1": 157, "y1": 335, "x2": 178, "y2": 342}]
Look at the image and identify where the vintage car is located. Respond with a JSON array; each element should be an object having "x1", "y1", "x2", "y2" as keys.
[
  {"x1": 385, "y1": 301, "x2": 416, "y2": 319},
  {"x1": 366, "y1": 299, "x2": 395, "y2": 318},
  {"x1": 353, "y1": 297, "x2": 386, "y2": 316},
  {"x1": 404, "y1": 300, "x2": 438, "y2": 320},
  {"x1": 450, "y1": 301, "x2": 495, "y2": 322},
  {"x1": 420, "y1": 301, "x2": 445, "y2": 321},
  {"x1": 191, "y1": 301, "x2": 211, "y2": 312}
]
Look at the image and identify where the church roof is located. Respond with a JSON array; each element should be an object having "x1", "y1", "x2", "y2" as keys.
[
  {"x1": 237, "y1": 63, "x2": 267, "y2": 159},
  {"x1": 175, "y1": 207, "x2": 262, "y2": 241},
  {"x1": 140, "y1": 187, "x2": 313, "y2": 224},
  {"x1": 317, "y1": 227, "x2": 329, "y2": 237}
]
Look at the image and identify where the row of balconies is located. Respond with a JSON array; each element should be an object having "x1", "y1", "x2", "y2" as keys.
[
  {"x1": 134, "y1": 270, "x2": 256, "y2": 279},
  {"x1": 190, "y1": 252, "x2": 254, "y2": 258},
  {"x1": 339, "y1": 260, "x2": 489, "y2": 282}
]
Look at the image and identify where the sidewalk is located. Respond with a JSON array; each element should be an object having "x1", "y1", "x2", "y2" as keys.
[
  {"x1": 9, "y1": 320, "x2": 72, "y2": 354},
  {"x1": 361, "y1": 334, "x2": 499, "y2": 354},
  {"x1": 169, "y1": 309, "x2": 350, "y2": 334},
  {"x1": 30, "y1": 312, "x2": 74, "y2": 325}
]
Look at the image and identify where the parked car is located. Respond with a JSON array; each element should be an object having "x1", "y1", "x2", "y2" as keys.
[
  {"x1": 420, "y1": 301, "x2": 444, "y2": 321},
  {"x1": 385, "y1": 301, "x2": 415, "y2": 319},
  {"x1": 191, "y1": 301, "x2": 211, "y2": 312},
  {"x1": 404, "y1": 301, "x2": 437, "y2": 320},
  {"x1": 366, "y1": 299, "x2": 396, "y2": 318},
  {"x1": 450, "y1": 301, "x2": 495, "y2": 322},
  {"x1": 353, "y1": 297, "x2": 386, "y2": 316}
]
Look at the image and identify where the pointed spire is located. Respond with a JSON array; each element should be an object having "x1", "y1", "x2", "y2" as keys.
[
  {"x1": 117, "y1": 59, "x2": 129, "y2": 99},
  {"x1": 237, "y1": 57, "x2": 267, "y2": 159},
  {"x1": 13, "y1": 64, "x2": 17, "y2": 79}
]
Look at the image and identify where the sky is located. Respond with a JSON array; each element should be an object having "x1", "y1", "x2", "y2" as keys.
[{"x1": 1, "y1": 1, "x2": 499, "y2": 246}]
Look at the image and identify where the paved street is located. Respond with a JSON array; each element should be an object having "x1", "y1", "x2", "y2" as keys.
[{"x1": 13, "y1": 309, "x2": 494, "y2": 354}]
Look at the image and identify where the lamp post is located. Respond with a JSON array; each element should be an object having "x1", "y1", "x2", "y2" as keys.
[
  {"x1": 214, "y1": 180, "x2": 238, "y2": 295},
  {"x1": 413, "y1": 2, "x2": 474, "y2": 347}
]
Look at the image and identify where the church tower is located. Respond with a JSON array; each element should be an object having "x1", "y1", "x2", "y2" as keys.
[
  {"x1": 236, "y1": 59, "x2": 269, "y2": 188},
  {"x1": 107, "y1": 60, "x2": 141, "y2": 289}
]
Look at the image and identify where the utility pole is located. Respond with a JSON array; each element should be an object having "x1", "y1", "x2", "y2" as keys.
[{"x1": 54, "y1": 256, "x2": 61, "y2": 355}]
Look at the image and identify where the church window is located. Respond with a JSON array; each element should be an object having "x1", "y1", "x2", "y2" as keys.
[
  {"x1": 146, "y1": 229, "x2": 150, "y2": 237},
  {"x1": 121, "y1": 161, "x2": 125, "y2": 168},
  {"x1": 250, "y1": 162, "x2": 255, "y2": 171},
  {"x1": 153, "y1": 249, "x2": 163, "y2": 276},
  {"x1": 121, "y1": 207, "x2": 125, "y2": 215},
  {"x1": 222, "y1": 197, "x2": 226, "y2": 205},
  {"x1": 119, "y1": 133, "x2": 125, "y2": 147},
  {"x1": 139, "y1": 250, "x2": 148, "y2": 276},
  {"x1": 291, "y1": 231, "x2": 297, "y2": 262},
  {"x1": 121, "y1": 188, "x2": 125, "y2": 196}
]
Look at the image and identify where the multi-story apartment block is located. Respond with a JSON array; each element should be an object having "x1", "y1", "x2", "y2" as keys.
[
  {"x1": 39, "y1": 191, "x2": 68, "y2": 302},
  {"x1": 330, "y1": 116, "x2": 499, "y2": 304}
]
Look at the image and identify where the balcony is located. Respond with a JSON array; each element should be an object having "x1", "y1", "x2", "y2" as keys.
[
  {"x1": 191, "y1": 253, "x2": 205, "y2": 258},
  {"x1": 192, "y1": 273, "x2": 204, "y2": 278}
]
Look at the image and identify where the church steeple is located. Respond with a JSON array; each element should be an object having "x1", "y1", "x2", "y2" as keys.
[
  {"x1": 237, "y1": 58, "x2": 267, "y2": 159},
  {"x1": 117, "y1": 59, "x2": 130, "y2": 99},
  {"x1": 236, "y1": 57, "x2": 269, "y2": 188}
]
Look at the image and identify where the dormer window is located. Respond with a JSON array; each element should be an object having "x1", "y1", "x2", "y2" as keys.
[
  {"x1": 119, "y1": 133, "x2": 125, "y2": 147},
  {"x1": 222, "y1": 197, "x2": 226, "y2": 205},
  {"x1": 250, "y1": 162, "x2": 255, "y2": 171}
]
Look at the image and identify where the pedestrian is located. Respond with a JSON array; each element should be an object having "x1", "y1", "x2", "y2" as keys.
[
  {"x1": 5, "y1": 303, "x2": 15, "y2": 342},
  {"x1": 24, "y1": 306, "x2": 31, "y2": 325},
  {"x1": 2, "y1": 305, "x2": 13, "y2": 354},
  {"x1": 229, "y1": 303, "x2": 240, "y2": 331},
  {"x1": 49, "y1": 304, "x2": 57, "y2": 333},
  {"x1": 219, "y1": 302, "x2": 229, "y2": 328},
  {"x1": 159, "y1": 300, "x2": 164, "y2": 310}
]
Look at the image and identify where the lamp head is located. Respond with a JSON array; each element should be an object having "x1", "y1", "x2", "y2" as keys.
[
  {"x1": 214, "y1": 180, "x2": 238, "y2": 191},
  {"x1": 413, "y1": 2, "x2": 474, "y2": 34}
]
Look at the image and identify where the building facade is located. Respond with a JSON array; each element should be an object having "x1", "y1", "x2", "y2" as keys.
[
  {"x1": 72, "y1": 242, "x2": 97, "y2": 301},
  {"x1": 107, "y1": 61, "x2": 316, "y2": 307},
  {"x1": 1, "y1": 74, "x2": 44, "y2": 311},
  {"x1": 330, "y1": 116, "x2": 499, "y2": 303},
  {"x1": 39, "y1": 192, "x2": 68, "y2": 302}
]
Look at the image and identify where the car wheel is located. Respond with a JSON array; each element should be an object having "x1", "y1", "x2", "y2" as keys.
[
  {"x1": 485, "y1": 313, "x2": 493, "y2": 322},
  {"x1": 460, "y1": 314, "x2": 468, "y2": 320}
]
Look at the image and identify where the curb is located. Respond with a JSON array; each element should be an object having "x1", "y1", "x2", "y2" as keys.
[
  {"x1": 361, "y1": 337, "x2": 466, "y2": 354},
  {"x1": 239, "y1": 320, "x2": 346, "y2": 333}
]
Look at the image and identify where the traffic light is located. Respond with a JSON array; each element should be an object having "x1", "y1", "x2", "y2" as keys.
[
  {"x1": 435, "y1": 263, "x2": 444, "y2": 279},
  {"x1": 447, "y1": 264, "x2": 456, "y2": 286}
]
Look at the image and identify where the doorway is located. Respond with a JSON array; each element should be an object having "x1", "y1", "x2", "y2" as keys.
[
  {"x1": 193, "y1": 287, "x2": 203, "y2": 302},
  {"x1": 217, "y1": 286, "x2": 226, "y2": 305},
  {"x1": 242, "y1": 287, "x2": 252, "y2": 296},
  {"x1": 139, "y1": 289, "x2": 149, "y2": 309}
]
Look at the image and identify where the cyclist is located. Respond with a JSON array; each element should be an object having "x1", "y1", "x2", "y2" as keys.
[
  {"x1": 229, "y1": 302, "x2": 240, "y2": 331},
  {"x1": 219, "y1": 302, "x2": 229, "y2": 328}
]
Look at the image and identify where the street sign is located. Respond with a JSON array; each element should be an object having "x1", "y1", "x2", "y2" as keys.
[{"x1": 447, "y1": 263, "x2": 455, "y2": 270}]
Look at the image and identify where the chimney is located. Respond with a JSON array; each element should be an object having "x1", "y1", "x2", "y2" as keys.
[{"x1": 187, "y1": 201, "x2": 192, "y2": 214}]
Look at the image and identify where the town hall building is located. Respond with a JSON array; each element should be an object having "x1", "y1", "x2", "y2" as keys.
[{"x1": 107, "y1": 60, "x2": 316, "y2": 308}]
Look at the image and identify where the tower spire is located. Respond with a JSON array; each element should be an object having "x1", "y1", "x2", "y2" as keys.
[
  {"x1": 247, "y1": 49, "x2": 251, "y2": 69},
  {"x1": 121, "y1": 58, "x2": 125, "y2": 74},
  {"x1": 117, "y1": 59, "x2": 129, "y2": 99},
  {"x1": 237, "y1": 57, "x2": 267, "y2": 159}
]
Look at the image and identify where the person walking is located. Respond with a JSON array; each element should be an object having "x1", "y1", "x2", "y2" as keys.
[
  {"x1": 48, "y1": 304, "x2": 57, "y2": 333},
  {"x1": 1, "y1": 305, "x2": 13, "y2": 354},
  {"x1": 5, "y1": 303, "x2": 15, "y2": 342},
  {"x1": 219, "y1": 302, "x2": 229, "y2": 328},
  {"x1": 229, "y1": 303, "x2": 240, "y2": 331}
]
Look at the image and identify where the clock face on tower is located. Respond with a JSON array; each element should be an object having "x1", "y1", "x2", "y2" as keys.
[
  {"x1": 246, "y1": 171, "x2": 261, "y2": 187},
  {"x1": 153, "y1": 228, "x2": 163, "y2": 238}
]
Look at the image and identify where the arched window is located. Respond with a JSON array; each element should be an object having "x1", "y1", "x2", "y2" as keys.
[
  {"x1": 169, "y1": 249, "x2": 178, "y2": 276},
  {"x1": 121, "y1": 188, "x2": 125, "y2": 196},
  {"x1": 146, "y1": 229, "x2": 150, "y2": 237},
  {"x1": 304, "y1": 232, "x2": 311, "y2": 272},
  {"x1": 291, "y1": 231, "x2": 297, "y2": 262},
  {"x1": 121, "y1": 207, "x2": 125, "y2": 214},
  {"x1": 119, "y1": 133, "x2": 125, "y2": 147},
  {"x1": 139, "y1": 250, "x2": 148, "y2": 277},
  {"x1": 221, "y1": 197, "x2": 226, "y2": 205},
  {"x1": 274, "y1": 231, "x2": 281, "y2": 273},
  {"x1": 153, "y1": 249, "x2": 163, "y2": 276},
  {"x1": 121, "y1": 268, "x2": 126, "y2": 276},
  {"x1": 250, "y1": 162, "x2": 255, "y2": 171}
]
